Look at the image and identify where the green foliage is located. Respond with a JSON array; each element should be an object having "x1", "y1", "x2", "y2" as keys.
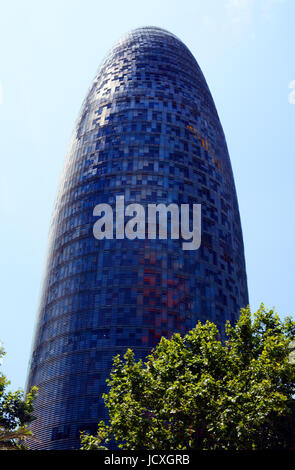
[
  {"x1": 81, "y1": 305, "x2": 295, "y2": 450},
  {"x1": 0, "y1": 343, "x2": 38, "y2": 449}
]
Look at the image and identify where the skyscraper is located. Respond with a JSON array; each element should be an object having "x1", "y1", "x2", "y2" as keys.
[{"x1": 26, "y1": 26, "x2": 248, "y2": 449}]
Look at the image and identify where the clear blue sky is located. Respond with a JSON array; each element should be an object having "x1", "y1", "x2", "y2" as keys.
[{"x1": 0, "y1": 0, "x2": 294, "y2": 390}]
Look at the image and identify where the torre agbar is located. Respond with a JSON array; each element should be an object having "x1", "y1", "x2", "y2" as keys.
[{"x1": 26, "y1": 27, "x2": 248, "y2": 449}]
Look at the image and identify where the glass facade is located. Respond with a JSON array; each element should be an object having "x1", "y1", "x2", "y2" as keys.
[{"x1": 26, "y1": 27, "x2": 248, "y2": 449}]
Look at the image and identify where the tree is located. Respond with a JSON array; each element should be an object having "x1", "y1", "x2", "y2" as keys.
[
  {"x1": 0, "y1": 343, "x2": 37, "y2": 449},
  {"x1": 81, "y1": 305, "x2": 295, "y2": 450}
]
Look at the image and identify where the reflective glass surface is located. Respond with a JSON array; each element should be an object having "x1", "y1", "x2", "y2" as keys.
[{"x1": 26, "y1": 27, "x2": 248, "y2": 449}]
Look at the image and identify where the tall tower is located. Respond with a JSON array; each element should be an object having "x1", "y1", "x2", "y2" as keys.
[{"x1": 26, "y1": 27, "x2": 248, "y2": 449}]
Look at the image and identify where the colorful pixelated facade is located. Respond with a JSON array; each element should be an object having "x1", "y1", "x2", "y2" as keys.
[{"x1": 26, "y1": 27, "x2": 248, "y2": 449}]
